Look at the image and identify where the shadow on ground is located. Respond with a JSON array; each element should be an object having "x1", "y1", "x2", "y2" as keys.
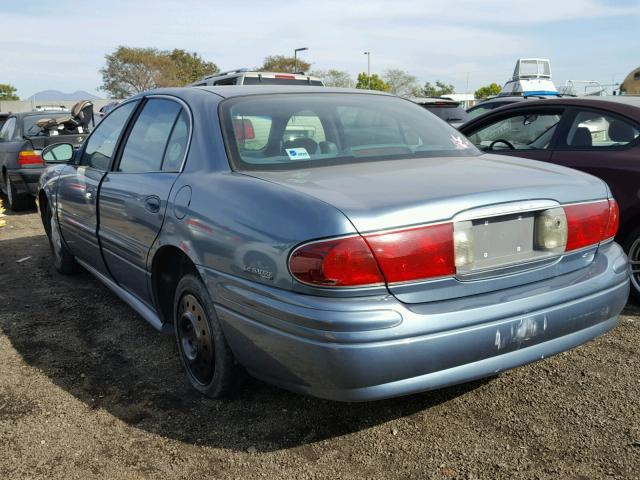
[{"x1": 0, "y1": 232, "x2": 490, "y2": 452}]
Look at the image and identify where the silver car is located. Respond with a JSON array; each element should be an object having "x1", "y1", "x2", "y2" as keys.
[{"x1": 38, "y1": 87, "x2": 629, "y2": 401}]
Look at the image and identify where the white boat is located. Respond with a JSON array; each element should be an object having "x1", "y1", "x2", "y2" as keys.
[{"x1": 499, "y1": 58, "x2": 559, "y2": 97}]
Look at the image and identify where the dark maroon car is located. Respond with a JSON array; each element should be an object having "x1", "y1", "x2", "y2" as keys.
[{"x1": 460, "y1": 96, "x2": 640, "y2": 299}]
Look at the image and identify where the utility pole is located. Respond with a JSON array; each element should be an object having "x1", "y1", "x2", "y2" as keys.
[
  {"x1": 294, "y1": 47, "x2": 308, "y2": 73},
  {"x1": 364, "y1": 51, "x2": 371, "y2": 89}
]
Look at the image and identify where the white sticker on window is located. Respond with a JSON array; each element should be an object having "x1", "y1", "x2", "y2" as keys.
[{"x1": 285, "y1": 147, "x2": 311, "y2": 160}]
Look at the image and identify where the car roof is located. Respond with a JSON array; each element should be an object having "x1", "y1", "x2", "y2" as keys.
[{"x1": 145, "y1": 85, "x2": 394, "y2": 99}]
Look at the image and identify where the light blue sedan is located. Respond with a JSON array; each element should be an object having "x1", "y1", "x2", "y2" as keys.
[{"x1": 38, "y1": 86, "x2": 629, "y2": 401}]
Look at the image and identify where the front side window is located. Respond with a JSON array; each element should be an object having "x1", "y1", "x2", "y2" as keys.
[
  {"x1": 467, "y1": 111, "x2": 562, "y2": 151},
  {"x1": 564, "y1": 110, "x2": 639, "y2": 149},
  {"x1": 222, "y1": 94, "x2": 478, "y2": 170},
  {"x1": 117, "y1": 99, "x2": 182, "y2": 173},
  {"x1": 81, "y1": 101, "x2": 137, "y2": 170}
]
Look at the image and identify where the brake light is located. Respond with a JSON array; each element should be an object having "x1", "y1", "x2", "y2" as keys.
[
  {"x1": 18, "y1": 150, "x2": 43, "y2": 166},
  {"x1": 232, "y1": 118, "x2": 255, "y2": 140},
  {"x1": 289, "y1": 236, "x2": 384, "y2": 287},
  {"x1": 289, "y1": 223, "x2": 455, "y2": 287},
  {"x1": 605, "y1": 199, "x2": 619, "y2": 240},
  {"x1": 274, "y1": 74, "x2": 296, "y2": 80},
  {"x1": 365, "y1": 223, "x2": 455, "y2": 283},
  {"x1": 564, "y1": 200, "x2": 616, "y2": 251}
]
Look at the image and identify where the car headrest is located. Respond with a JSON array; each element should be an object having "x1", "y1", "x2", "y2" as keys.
[
  {"x1": 608, "y1": 120, "x2": 636, "y2": 143},
  {"x1": 283, "y1": 137, "x2": 318, "y2": 155},
  {"x1": 571, "y1": 127, "x2": 592, "y2": 147}
]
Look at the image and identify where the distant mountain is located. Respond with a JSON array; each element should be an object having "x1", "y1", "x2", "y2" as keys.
[{"x1": 27, "y1": 90, "x2": 102, "y2": 101}]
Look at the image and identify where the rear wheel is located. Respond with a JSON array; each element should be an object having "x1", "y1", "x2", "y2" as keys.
[
  {"x1": 44, "y1": 201, "x2": 79, "y2": 274},
  {"x1": 624, "y1": 228, "x2": 640, "y2": 302},
  {"x1": 174, "y1": 274, "x2": 236, "y2": 397},
  {"x1": 5, "y1": 175, "x2": 32, "y2": 211}
]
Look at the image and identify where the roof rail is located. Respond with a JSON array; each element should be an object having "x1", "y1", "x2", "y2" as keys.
[{"x1": 202, "y1": 68, "x2": 250, "y2": 80}]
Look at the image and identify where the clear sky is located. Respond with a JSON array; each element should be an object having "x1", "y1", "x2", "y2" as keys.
[{"x1": 1, "y1": 0, "x2": 638, "y2": 98}]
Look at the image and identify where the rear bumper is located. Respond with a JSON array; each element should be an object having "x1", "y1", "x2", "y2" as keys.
[
  {"x1": 7, "y1": 168, "x2": 43, "y2": 196},
  {"x1": 204, "y1": 242, "x2": 629, "y2": 402}
]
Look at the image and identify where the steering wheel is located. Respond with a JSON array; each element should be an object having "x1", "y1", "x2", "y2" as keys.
[{"x1": 489, "y1": 139, "x2": 515, "y2": 150}]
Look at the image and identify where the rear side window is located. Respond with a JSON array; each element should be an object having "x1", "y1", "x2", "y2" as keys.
[
  {"x1": 565, "y1": 110, "x2": 639, "y2": 148},
  {"x1": 117, "y1": 99, "x2": 182, "y2": 173},
  {"x1": 0, "y1": 117, "x2": 16, "y2": 141},
  {"x1": 162, "y1": 110, "x2": 190, "y2": 172},
  {"x1": 81, "y1": 102, "x2": 137, "y2": 170}
]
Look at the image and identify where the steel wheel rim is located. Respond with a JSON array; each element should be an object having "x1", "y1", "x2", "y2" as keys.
[
  {"x1": 630, "y1": 236, "x2": 640, "y2": 295},
  {"x1": 177, "y1": 293, "x2": 214, "y2": 385}
]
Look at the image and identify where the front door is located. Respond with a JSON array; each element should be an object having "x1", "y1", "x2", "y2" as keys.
[
  {"x1": 98, "y1": 97, "x2": 190, "y2": 304},
  {"x1": 464, "y1": 107, "x2": 566, "y2": 163},
  {"x1": 56, "y1": 101, "x2": 138, "y2": 274}
]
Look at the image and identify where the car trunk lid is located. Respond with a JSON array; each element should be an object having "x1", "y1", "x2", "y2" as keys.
[{"x1": 248, "y1": 154, "x2": 609, "y2": 302}]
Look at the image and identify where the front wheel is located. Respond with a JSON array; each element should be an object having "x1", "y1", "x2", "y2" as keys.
[
  {"x1": 174, "y1": 274, "x2": 237, "y2": 397},
  {"x1": 624, "y1": 228, "x2": 640, "y2": 302}
]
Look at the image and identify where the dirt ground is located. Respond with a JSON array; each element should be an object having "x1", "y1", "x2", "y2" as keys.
[{"x1": 0, "y1": 207, "x2": 638, "y2": 480}]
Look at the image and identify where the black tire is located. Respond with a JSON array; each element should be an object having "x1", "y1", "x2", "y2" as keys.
[
  {"x1": 623, "y1": 227, "x2": 640, "y2": 303},
  {"x1": 174, "y1": 274, "x2": 236, "y2": 397},
  {"x1": 5, "y1": 174, "x2": 32, "y2": 211},
  {"x1": 44, "y1": 201, "x2": 80, "y2": 274}
]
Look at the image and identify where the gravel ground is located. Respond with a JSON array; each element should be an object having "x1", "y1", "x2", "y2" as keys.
[{"x1": 0, "y1": 208, "x2": 638, "y2": 480}]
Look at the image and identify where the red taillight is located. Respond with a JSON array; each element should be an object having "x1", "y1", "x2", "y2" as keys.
[
  {"x1": 18, "y1": 150, "x2": 43, "y2": 166},
  {"x1": 564, "y1": 200, "x2": 617, "y2": 251},
  {"x1": 365, "y1": 223, "x2": 455, "y2": 283},
  {"x1": 232, "y1": 118, "x2": 255, "y2": 140},
  {"x1": 289, "y1": 223, "x2": 456, "y2": 287},
  {"x1": 289, "y1": 236, "x2": 384, "y2": 287},
  {"x1": 274, "y1": 74, "x2": 296, "y2": 80},
  {"x1": 605, "y1": 199, "x2": 619, "y2": 240}
]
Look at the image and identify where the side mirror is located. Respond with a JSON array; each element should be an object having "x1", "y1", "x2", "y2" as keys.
[{"x1": 42, "y1": 143, "x2": 74, "y2": 164}]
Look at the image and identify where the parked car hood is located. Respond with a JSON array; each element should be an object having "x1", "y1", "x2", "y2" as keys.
[{"x1": 245, "y1": 154, "x2": 608, "y2": 232}]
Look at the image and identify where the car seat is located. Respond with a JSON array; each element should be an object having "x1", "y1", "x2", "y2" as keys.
[
  {"x1": 608, "y1": 120, "x2": 637, "y2": 144},
  {"x1": 570, "y1": 127, "x2": 592, "y2": 147}
]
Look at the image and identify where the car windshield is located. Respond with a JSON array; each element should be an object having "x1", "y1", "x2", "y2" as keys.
[
  {"x1": 23, "y1": 114, "x2": 70, "y2": 136},
  {"x1": 221, "y1": 93, "x2": 479, "y2": 170}
]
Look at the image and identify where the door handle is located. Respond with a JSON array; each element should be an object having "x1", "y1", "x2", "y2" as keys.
[
  {"x1": 144, "y1": 195, "x2": 161, "y2": 213},
  {"x1": 85, "y1": 186, "x2": 95, "y2": 201}
]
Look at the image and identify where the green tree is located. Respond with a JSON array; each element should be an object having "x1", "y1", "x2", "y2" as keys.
[
  {"x1": 383, "y1": 69, "x2": 418, "y2": 97},
  {"x1": 260, "y1": 55, "x2": 311, "y2": 73},
  {"x1": 475, "y1": 82, "x2": 502, "y2": 99},
  {"x1": 420, "y1": 80, "x2": 455, "y2": 97},
  {"x1": 310, "y1": 69, "x2": 352, "y2": 87},
  {"x1": 168, "y1": 49, "x2": 218, "y2": 85},
  {"x1": 0, "y1": 83, "x2": 19, "y2": 101},
  {"x1": 355, "y1": 73, "x2": 390, "y2": 91},
  {"x1": 99, "y1": 46, "x2": 218, "y2": 98}
]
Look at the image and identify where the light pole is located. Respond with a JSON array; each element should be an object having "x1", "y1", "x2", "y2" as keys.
[
  {"x1": 294, "y1": 47, "x2": 308, "y2": 72},
  {"x1": 363, "y1": 51, "x2": 371, "y2": 89}
]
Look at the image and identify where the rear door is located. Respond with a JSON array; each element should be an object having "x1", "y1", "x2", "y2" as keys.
[
  {"x1": 98, "y1": 96, "x2": 190, "y2": 304},
  {"x1": 56, "y1": 101, "x2": 138, "y2": 274},
  {"x1": 463, "y1": 107, "x2": 567, "y2": 162}
]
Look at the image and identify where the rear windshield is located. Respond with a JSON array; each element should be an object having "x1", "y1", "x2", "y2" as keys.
[
  {"x1": 242, "y1": 77, "x2": 324, "y2": 86},
  {"x1": 423, "y1": 104, "x2": 470, "y2": 124},
  {"x1": 23, "y1": 114, "x2": 70, "y2": 136},
  {"x1": 221, "y1": 93, "x2": 479, "y2": 171}
]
